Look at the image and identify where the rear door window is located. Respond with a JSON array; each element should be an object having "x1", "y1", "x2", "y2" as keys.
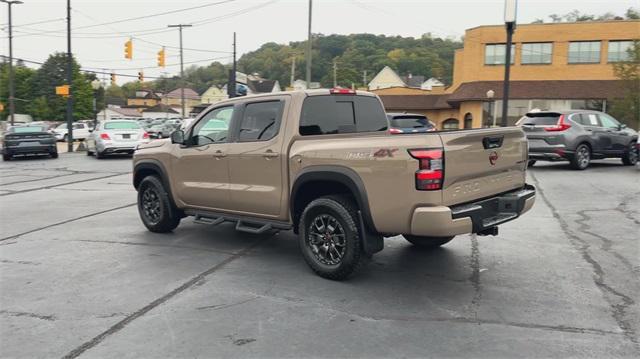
[
  {"x1": 300, "y1": 95, "x2": 387, "y2": 135},
  {"x1": 237, "y1": 101, "x2": 284, "y2": 142}
]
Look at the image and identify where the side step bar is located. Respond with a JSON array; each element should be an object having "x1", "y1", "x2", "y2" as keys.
[{"x1": 187, "y1": 210, "x2": 292, "y2": 234}]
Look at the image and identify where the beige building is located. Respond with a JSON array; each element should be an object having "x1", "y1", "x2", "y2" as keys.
[
  {"x1": 161, "y1": 88, "x2": 201, "y2": 116},
  {"x1": 376, "y1": 20, "x2": 638, "y2": 129}
]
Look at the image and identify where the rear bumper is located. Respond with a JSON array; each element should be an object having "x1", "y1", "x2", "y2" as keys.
[
  {"x1": 409, "y1": 185, "x2": 536, "y2": 237},
  {"x1": 528, "y1": 144, "x2": 573, "y2": 161},
  {"x1": 4, "y1": 144, "x2": 56, "y2": 155}
]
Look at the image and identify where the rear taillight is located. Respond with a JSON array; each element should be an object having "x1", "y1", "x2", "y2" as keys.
[
  {"x1": 100, "y1": 133, "x2": 111, "y2": 140},
  {"x1": 409, "y1": 149, "x2": 444, "y2": 191},
  {"x1": 142, "y1": 132, "x2": 149, "y2": 139},
  {"x1": 544, "y1": 115, "x2": 571, "y2": 132},
  {"x1": 389, "y1": 128, "x2": 403, "y2": 134}
]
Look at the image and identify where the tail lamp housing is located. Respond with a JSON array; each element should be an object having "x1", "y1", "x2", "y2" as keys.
[
  {"x1": 409, "y1": 149, "x2": 444, "y2": 190},
  {"x1": 544, "y1": 114, "x2": 571, "y2": 132},
  {"x1": 100, "y1": 133, "x2": 111, "y2": 140}
]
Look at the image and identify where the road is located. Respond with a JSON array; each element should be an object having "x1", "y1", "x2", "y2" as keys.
[{"x1": 1, "y1": 153, "x2": 638, "y2": 358}]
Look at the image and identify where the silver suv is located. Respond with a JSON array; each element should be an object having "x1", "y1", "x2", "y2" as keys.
[{"x1": 517, "y1": 110, "x2": 638, "y2": 170}]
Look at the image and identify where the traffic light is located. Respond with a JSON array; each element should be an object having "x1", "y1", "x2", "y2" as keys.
[
  {"x1": 124, "y1": 39, "x2": 133, "y2": 59},
  {"x1": 110, "y1": 73, "x2": 116, "y2": 85},
  {"x1": 138, "y1": 71, "x2": 144, "y2": 82},
  {"x1": 157, "y1": 47, "x2": 165, "y2": 68}
]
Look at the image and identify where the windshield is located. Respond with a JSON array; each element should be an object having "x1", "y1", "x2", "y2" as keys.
[
  {"x1": 12, "y1": 126, "x2": 46, "y2": 133},
  {"x1": 390, "y1": 116, "x2": 433, "y2": 129},
  {"x1": 104, "y1": 121, "x2": 141, "y2": 130}
]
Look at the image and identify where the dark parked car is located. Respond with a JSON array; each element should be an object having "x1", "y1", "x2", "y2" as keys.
[
  {"x1": 517, "y1": 110, "x2": 638, "y2": 170},
  {"x1": 386, "y1": 113, "x2": 436, "y2": 134},
  {"x1": 2, "y1": 125, "x2": 58, "y2": 161}
]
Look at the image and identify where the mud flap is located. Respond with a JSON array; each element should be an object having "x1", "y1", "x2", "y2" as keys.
[{"x1": 358, "y1": 210, "x2": 383, "y2": 254}]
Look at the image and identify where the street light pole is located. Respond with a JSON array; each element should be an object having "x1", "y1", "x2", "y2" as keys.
[
  {"x1": 168, "y1": 24, "x2": 192, "y2": 118},
  {"x1": 501, "y1": 0, "x2": 517, "y2": 127},
  {"x1": 1, "y1": 0, "x2": 23, "y2": 126},
  {"x1": 305, "y1": 0, "x2": 312, "y2": 88},
  {"x1": 66, "y1": 0, "x2": 74, "y2": 152}
]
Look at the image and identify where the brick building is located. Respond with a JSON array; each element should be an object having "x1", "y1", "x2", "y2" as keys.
[{"x1": 375, "y1": 20, "x2": 639, "y2": 129}]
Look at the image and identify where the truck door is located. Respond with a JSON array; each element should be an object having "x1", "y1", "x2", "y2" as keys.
[
  {"x1": 225, "y1": 97, "x2": 288, "y2": 218},
  {"x1": 171, "y1": 105, "x2": 235, "y2": 211}
]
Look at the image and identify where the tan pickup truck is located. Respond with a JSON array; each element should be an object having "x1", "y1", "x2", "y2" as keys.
[{"x1": 133, "y1": 89, "x2": 536, "y2": 280}]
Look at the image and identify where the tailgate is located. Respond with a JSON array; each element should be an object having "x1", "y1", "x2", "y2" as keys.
[{"x1": 439, "y1": 127, "x2": 528, "y2": 206}]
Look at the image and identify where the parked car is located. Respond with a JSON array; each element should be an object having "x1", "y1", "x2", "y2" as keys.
[
  {"x1": 2, "y1": 125, "x2": 58, "y2": 161},
  {"x1": 133, "y1": 89, "x2": 535, "y2": 280},
  {"x1": 86, "y1": 120, "x2": 150, "y2": 158},
  {"x1": 52, "y1": 122, "x2": 92, "y2": 142},
  {"x1": 517, "y1": 110, "x2": 638, "y2": 169},
  {"x1": 387, "y1": 113, "x2": 436, "y2": 134}
]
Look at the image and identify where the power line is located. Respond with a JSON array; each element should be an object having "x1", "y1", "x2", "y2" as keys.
[{"x1": 8, "y1": 0, "x2": 236, "y2": 38}]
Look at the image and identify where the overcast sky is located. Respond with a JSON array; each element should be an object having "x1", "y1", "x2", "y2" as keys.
[{"x1": 1, "y1": 0, "x2": 637, "y2": 83}]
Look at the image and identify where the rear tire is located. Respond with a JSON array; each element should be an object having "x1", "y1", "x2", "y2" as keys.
[
  {"x1": 622, "y1": 142, "x2": 638, "y2": 166},
  {"x1": 299, "y1": 195, "x2": 369, "y2": 280},
  {"x1": 50, "y1": 152, "x2": 58, "y2": 159},
  {"x1": 403, "y1": 235, "x2": 454, "y2": 249},
  {"x1": 137, "y1": 175, "x2": 181, "y2": 233},
  {"x1": 2, "y1": 154, "x2": 10, "y2": 161},
  {"x1": 570, "y1": 144, "x2": 590, "y2": 170},
  {"x1": 95, "y1": 150, "x2": 104, "y2": 159},
  {"x1": 527, "y1": 160, "x2": 536, "y2": 167}
]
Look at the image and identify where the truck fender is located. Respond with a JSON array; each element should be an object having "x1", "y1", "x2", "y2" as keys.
[
  {"x1": 133, "y1": 159, "x2": 179, "y2": 210},
  {"x1": 291, "y1": 165, "x2": 383, "y2": 254}
]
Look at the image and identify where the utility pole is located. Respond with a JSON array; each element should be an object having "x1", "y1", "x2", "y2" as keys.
[
  {"x1": 363, "y1": 70, "x2": 367, "y2": 88},
  {"x1": 305, "y1": 0, "x2": 312, "y2": 88},
  {"x1": 66, "y1": 0, "x2": 73, "y2": 152},
  {"x1": 1, "y1": 0, "x2": 23, "y2": 126},
  {"x1": 167, "y1": 24, "x2": 192, "y2": 118},
  {"x1": 332, "y1": 58, "x2": 337, "y2": 88},
  {"x1": 501, "y1": 0, "x2": 517, "y2": 127},
  {"x1": 228, "y1": 32, "x2": 237, "y2": 98}
]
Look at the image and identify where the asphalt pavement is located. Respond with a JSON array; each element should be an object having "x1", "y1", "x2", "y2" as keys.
[{"x1": 1, "y1": 153, "x2": 638, "y2": 358}]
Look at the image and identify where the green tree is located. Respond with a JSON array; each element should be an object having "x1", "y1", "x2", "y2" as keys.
[
  {"x1": 0, "y1": 61, "x2": 36, "y2": 119},
  {"x1": 609, "y1": 40, "x2": 640, "y2": 130},
  {"x1": 28, "y1": 52, "x2": 94, "y2": 121}
]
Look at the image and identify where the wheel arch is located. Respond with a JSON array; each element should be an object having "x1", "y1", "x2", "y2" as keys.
[
  {"x1": 133, "y1": 159, "x2": 179, "y2": 209},
  {"x1": 290, "y1": 166, "x2": 377, "y2": 235}
]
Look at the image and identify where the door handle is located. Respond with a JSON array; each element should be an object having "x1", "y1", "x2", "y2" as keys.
[
  {"x1": 263, "y1": 149, "x2": 279, "y2": 158},
  {"x1": 213, "y1": 150, "x2": 227, "y2": 158},
  {"x1": 585, "y1": 128, "x2": 593, "y2": 132}
]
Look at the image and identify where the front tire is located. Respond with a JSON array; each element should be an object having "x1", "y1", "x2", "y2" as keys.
[
  {"x1": 137, "y1": 175, "x2": 181, "y2": 233},
  {"x1": 570, "y1": 144, "x2": 590, "y2": 170},
  {"x1": 527, "y1": 160, "x2": 536, "y2": 167},
  {"x1": 299, "y1": 195, "x2": 369, "y2": 280},
  {"x1": 50, "y1": 152, "x2": 58, "y2": 159},
  {"x1": 622, "y1": 142, "x2": 638, "y2": 166},
  {"x1": 403, "y1": 235, "x2": 454, "y2": 249},
  {"x1": 2, "y1": 154, "x2": 10, "y2": 161}
]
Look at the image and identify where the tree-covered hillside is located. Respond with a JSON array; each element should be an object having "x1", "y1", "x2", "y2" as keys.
[{"x1": 238, "y1": 33, "x2": 462, "y2": 88}]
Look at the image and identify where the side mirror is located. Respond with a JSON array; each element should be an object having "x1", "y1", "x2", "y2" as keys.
[
  {"x1": 618, "y1": 124, "x2": 626, "y2": 131},
  {"x1": 171, "y1": 130, "x2": 185, "y2": 145}
]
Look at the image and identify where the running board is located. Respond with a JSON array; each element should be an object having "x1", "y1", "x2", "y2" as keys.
[{"x1": 187, "y1": 209, "x2": 291, "y2": 234}]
